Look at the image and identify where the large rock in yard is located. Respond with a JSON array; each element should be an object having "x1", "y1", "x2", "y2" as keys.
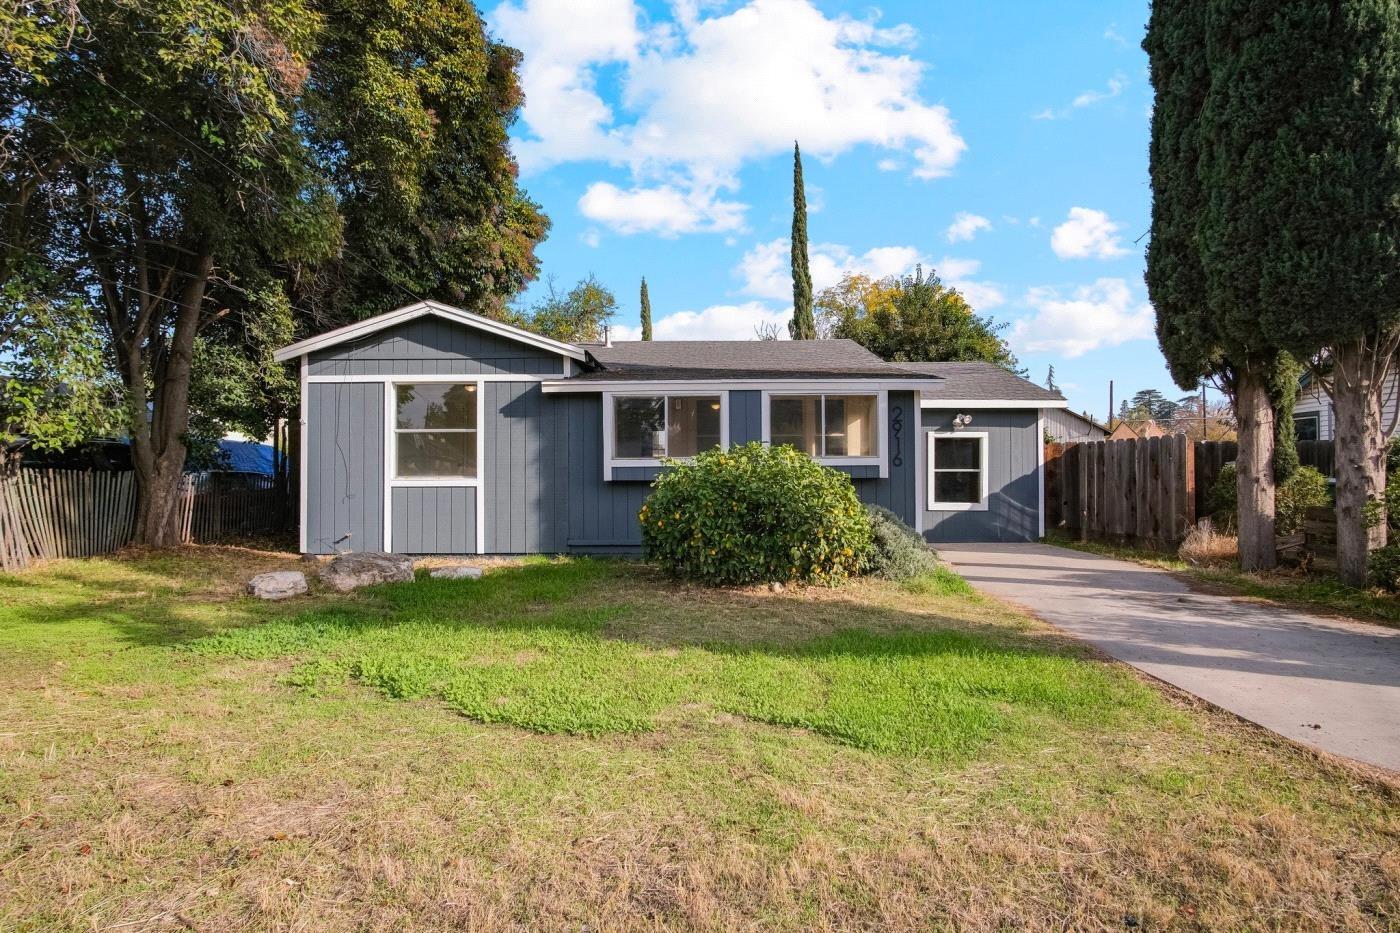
[
  {"x1": 319, "y1": 552, "x2": 415, "y2": 592},
  {"x1": 429, "y1": 565, "x2": 483, "y2": 580},
  {"x1": 248, "y1": 570, "x2": 308, "y2": 601}
]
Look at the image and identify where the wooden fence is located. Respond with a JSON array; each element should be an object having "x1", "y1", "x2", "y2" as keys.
[
  {"x1": 0, "y1": 469, "x2": 291, "y2": 572},
  {"x1": 1047, "y1": 434, "x2": 1196, "y2": 550}
]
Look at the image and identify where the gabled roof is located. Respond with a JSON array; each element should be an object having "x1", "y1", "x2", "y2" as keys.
[
  {"x1": 272, "y1": 300, "x2": 588, "y2": 364},
  {"x1": 896, "y1": 362, "x2": 1067, "y2": 403},
  {"x1": 579, "y1": 338, "x2": 925, "y2": 381}
]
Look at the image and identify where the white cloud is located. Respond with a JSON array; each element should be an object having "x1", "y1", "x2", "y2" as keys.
[
  {"x1": 1011, "y1": 278, "x2": 1154, "y2": 357},
  {"x1": 581, "y1": 229, "x2": 601, "y2": 248},
  {"x1": 935, "y1": 257, "x2": 1005, "y2": 309},
  {"x1": 492, "y1": 0, "x2": 966, "y2": 232},
  {"x1": 1033, "y1": 72, "x2": 1128, "y2": 120},
  {"x1": 876, "y1": 158, "x2": 900, "y2": 172},
  {"x1": 736, "y1": 238, "x2": 924, "y2": 300},
  {"x1": 611, "y1": 301, "x2": 793, "y2": 340},
  {"x1": 578, "y1": 181, "x2": 746, "y2": 236},
  {"x1": 945, "y1": 211, "x2": 991, "y2": 243},
  {"x1": 1072, "y1": 73, "x2": 1127, "y2": 109},
  {"x1": 1104, "y1": 24, "x2": 1128, "y2": 47},
  {"x1": 1051, "y1": 207, "x2": 1130, "y2": 260}
]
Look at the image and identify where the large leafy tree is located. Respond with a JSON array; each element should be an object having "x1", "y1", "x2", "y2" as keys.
[
  {"x1": 1145, "y1": 0, "x2": 1293, "y2": 570},
  {"x1": 818, "y1": 269, "x2": 1021, "y2": 372},
  {"x1": 518, "y1": 275, "x2": 616, "y2": 343},
  {"x1": 788, "y1": 142, "x2": 815, "y2": 340},
  {"x1": 2, "y1": 0, "x2": 546, "y2": 546}
]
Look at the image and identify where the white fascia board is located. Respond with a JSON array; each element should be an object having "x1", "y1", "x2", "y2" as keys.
[
  {"x1": 273, "y1": 300, "x2": 587, "y2": 363},
  {"x1": 541, "y1": 379, "x2": 936, "y2": 394},
  {"x1": 920, "y1": 398, "x2": 1069, "y2": 409}
]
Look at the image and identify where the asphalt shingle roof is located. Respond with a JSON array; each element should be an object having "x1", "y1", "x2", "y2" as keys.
[
  {"x1": 894, "y1": 362, "x2": 1066, "y2": 402},
  {"x1": 580, "y1": 339, "x2": 929, "y2": 381}
]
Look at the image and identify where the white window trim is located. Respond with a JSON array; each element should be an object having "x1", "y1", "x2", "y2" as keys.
[
  {"x1": 926, "y1": 431, "x2": 990, "y2": 512},
  {"x1": 603, "y1": 390, "x2": 729, "y2": 481},
  {"x1": 760, "y1": 390, "x2": 888, "y2": 479},
  {"x1": 382, "y1": 378, "x2": 487, "y2": 553}
]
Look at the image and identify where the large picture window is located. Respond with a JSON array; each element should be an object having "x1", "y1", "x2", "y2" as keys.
[
  {"x1": 613, "y1": 395, "x2": 723, "y2": 460},
  {"x1": 927, "y1": 433, "x2": 988, "y2": 510},
  {"x1": 769, "y1": 394, "x2": 879, "y2": 459},
  {"x1": 394, "y1": 383, "x2": 478, "y2": 478}
]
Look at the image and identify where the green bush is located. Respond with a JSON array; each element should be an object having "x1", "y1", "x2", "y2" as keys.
[
  {"x1": 1369, "y1": 543, "x2": 1400, "y2": 592},
  {"x1": 1276, "y1": 466, "x2": 1331, "y2": 535},
  {"x1": 1207, "y1": 462, "x2": 1331, "y2": 535},
  {"x1": 640, "y1": 442, "x2": 873, "y2": 586},
  {"x1": 1205, "y1": 462, "x2": 1238, "y2": 527},
  {"x1": 865, "y1": 504, "x2": 940, "y2": 581}
]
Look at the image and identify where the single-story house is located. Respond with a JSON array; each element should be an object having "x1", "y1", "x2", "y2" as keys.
[
  {"x1": 1107, "y1": 418, "x2": 1167, "y2": 441},
  {"x1": 1293, "y1": 371, "x2": 1400, "y2": 442},
  {"x1": 1044, "y1": 408, "x2": 1109, "y2": 443},
  {"x1": 273, "y1": 301, "x2": 1068, "y2": 555}
]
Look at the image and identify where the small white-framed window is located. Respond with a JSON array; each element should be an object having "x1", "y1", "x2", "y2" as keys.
[
  {"x1": 393, "y1": 382, "x2": 478, "y2": 479},
  {"x1": 766, "y1": 393, "x2": 881, "y2": 460},
  {"x1": 604, "y1": 392, "x2": 726, "y2": 477},
  {"x1": 927, "y1": 432, "x2": 988, "y2": 511}
]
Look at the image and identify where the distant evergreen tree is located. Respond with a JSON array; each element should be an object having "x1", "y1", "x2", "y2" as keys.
[
  {"x1": 1045, "y1": 365, "x2": 1057, "y2": 392},
  {"x1": 788, "y1": 142, "x2": 816, "y2": 340},
  {"x1": 639, "y1": 277, "x2": 653, "y2": 341}
]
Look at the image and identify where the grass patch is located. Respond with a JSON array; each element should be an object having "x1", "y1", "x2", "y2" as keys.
[
  {"x1": 0, "y1": 547, "x2": 1397, "y2": 930},
  {"x1": 193, "y1": 559, "x2": 1149, "y2": 758},
  {"x1": 1048, "y1": 531, "x2": 1400, "y2": 628}
]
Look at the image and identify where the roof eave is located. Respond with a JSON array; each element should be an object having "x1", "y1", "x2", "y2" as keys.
[{"x1": 272, "y1": 300, "x2": 588, "y2": 363}]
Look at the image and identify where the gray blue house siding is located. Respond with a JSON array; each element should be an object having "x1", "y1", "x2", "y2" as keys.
[
  {"x1": 290, "y1": 307, "x2": 1053, "y2": 555},
  {"x1": 304, "y1": 382, "x2": 383, "y2": 554},
  {"x1": 920, "y1": 408, "x2": 1041, "y2": 543},
  {"x1": 308, "y1": 317, "x2": 565, "y2": 376}
]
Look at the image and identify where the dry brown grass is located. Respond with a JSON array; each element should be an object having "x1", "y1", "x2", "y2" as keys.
[
  {"x1": 1, "y1": 550, "x2": 1397, "y2": 931},
  {"x1": 1178, "y1": 518, "x2": 1239, "y2": 566}
]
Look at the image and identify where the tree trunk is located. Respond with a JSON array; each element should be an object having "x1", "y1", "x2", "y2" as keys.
[
  {"x1": 1331, "y1": 338, "x2": 1388, "y2": 587},
  {"x1": 127, "y1": 252, "x2": 213, "y2": 548},
  {"x1": 1234, "y1": 368, "x2": 1277, "y2": 571}
]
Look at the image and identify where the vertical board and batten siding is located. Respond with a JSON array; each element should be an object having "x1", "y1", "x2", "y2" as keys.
[
  {"x1": 921, "y1": 409, "x2": 1040, "y2": 543},
  {"x1": 564, "y1": 394, "x2": 652, "y2": 551},
  {"x1": 305, "y1": 382, "x2": 384, "y2": 554},
  {"x1": 484, "y1": 382, "x2": 569, "y2": 553},
  {"x1": 852, "y1": 391, "x2": 918, "y2": 522},
  {"x1": 728, "y1": 390, "x2": 763, "y2": 444},
  {"x1": 391, "y1": 487, "x2": 476, "y2": 553},
  {"x1": 308, "y1": 317, "x2": 565, "y2": 376}
]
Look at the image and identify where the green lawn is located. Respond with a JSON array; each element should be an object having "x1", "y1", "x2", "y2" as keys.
[
  {"x1": 0, "y1": 548, "x2": 1397, "y2": 930},
  {"x1": 1047, "y1": 530, "x2": 1400, "y2": 629}
]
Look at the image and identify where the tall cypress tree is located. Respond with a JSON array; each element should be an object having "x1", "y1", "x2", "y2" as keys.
[
  {"x1": 788, "y1": 142, "x2": 816, "y2": 340},
  {"x1": 1145, "y1": 0, "x2": 1297, "y2": 570},
  {"x1": 1227, "y1": 0, "x2": 1400, "y2": 585},
  {"x1": 639, "y1": 277, "x2": 653, "y2": 341}
]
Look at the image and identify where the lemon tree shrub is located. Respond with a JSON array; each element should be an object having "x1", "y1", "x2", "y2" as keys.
[{"x1": 640, "y1": 442, "x2": 873, "y2": 586}]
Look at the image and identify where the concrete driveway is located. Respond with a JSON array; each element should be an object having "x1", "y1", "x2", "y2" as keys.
[{"x1": 937, "y1": 543, "x2": 1400, "y2": 773}]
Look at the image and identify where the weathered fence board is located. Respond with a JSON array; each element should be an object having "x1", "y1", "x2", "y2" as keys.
[
  {"x1": 0, "y1": 469, "x2": 292, "y2": 572},
  {"x1": 1046, "y1": 434, "x2": 1195, "y2": 550}
]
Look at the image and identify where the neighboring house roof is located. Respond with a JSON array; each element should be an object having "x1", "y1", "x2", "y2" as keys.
[
  {"x1": 272, "y1": 300, "x2": 589, "y2": 364},
  {"x1": 1108, "y1": 419, "x2": 1168, "y2": 441},
  {"x1": 579, "y1": 339, "x2": 922, "y2": 381},
  {"x1": 895, "y1": 362, "x2": 1067, "y2": 403}
]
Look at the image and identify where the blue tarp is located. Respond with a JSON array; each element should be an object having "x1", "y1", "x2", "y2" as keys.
[{"x1": 217, "y1": 440, "x2": 276, "y2": 475}]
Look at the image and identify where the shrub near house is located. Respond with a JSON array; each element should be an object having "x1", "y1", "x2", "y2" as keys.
[{"x1": 640, "y1": 442, "x2": 872, "y2": 586}]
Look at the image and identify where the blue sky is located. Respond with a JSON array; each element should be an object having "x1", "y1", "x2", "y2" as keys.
[{"x1": 488, "y1": 0, "x2": 1186, "y2": 419}]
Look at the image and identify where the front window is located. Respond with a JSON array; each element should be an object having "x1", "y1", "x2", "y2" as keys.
[
  {"x1": 613, "y1": 395, "x2": 722, "y2": 460},
  {"x1": 928, "y1": 433, "x2": 986, "y2": 509},
  {"x1": 395, "y1": 383, "x2": 478, "y2": 478},
  {"x1": 769, "y1": 394, "x2": 878, "y2": 458},
  {"x1": 1294, "y1": 412, "x2": 1320, "y2": 442}
]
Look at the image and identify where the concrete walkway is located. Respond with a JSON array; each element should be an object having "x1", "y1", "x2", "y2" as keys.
[{"x1": 937, "y1": 543, "x2": 1400, "y2": 773}]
